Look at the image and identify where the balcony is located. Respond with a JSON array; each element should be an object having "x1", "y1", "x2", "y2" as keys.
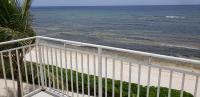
[{"x1": 0, "y1": 36, "x2": 200, "y2": 97}]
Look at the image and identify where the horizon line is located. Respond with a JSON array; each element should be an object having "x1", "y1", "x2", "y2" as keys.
[{"x1": 31, "y1": 4, "x2": 200, "y2": 7}]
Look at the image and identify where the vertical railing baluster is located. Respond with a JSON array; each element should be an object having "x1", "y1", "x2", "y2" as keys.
[
  {"x1": 55, "y1": 48, "x2": 59, "y2": 89},
  {"x1": 22, "y1": 48, "x2": 29, "y2": 85},
  {"x1": 46, "y1": 46, "x2": 50, "y2": 87},
  {"x1": 35, "y1": 45, "x2": 41, "y2": 87},
  {"x1": 64, "y1": 49, "x2": 69, "y2": 96},
  {"x1": 157, "y1": 68, "x2": 161, "y2": 97},
  {"x1": 137, "y1": 64, "x2": 141, "y2": 97},
  {"x1": 112, "y1": 59, "x2": 115, "y2": 97},
  {"x1": 180, "y1": 73, "x2": 185, "y2": 97},
  {"x1": 29, "y1": 46, "x2": 35, "y2": 90},
  {"x1": 70, "y1": 51, "x2": 74, "y2": 97},
  {"x1": 60, "y1": 49, "x2": 64, "y2": 92},
  {"x1": 16, "y1": 49, "x2": 23, "y2": 96},
  {"x1": 119, "y1": 61, "x2": 123, "y2": 97},
  {"x1": 146, "y1": 57, "x2": 152, "y2": 97},
  {"x1": 87, "y1": 54, "x2": 90, "y2": 97},
  {"x1": 38, "y1": 45, "x2": 45, "y2": 88},
  {"x1": 42, "y1": 46, "x2": 47, "y2": 87},
  {"x1": 51, "y1": 47, "x2": 55, "y2": 89},
  {"x1": 128, "y1": 62, "x2": 132, "y2": 97},
  {"x1": 98, "y1": 48, "x2": 102, "y2": 97},
  {"x1": 75, "y1": 52, "x2": 79, "y2": 97},
  {"x1": 1, "y1": 52, "x2": 8, "y2": 97},
  {"x1": 93, "y1": 55, "x2": 96, "y2": 97},
  {"x1": 9, "y1": 51, "x2": 17, "y2": 97},
  {"x1": 105, "y1": 57, "x2": 108, "y2": 97},
  {"x1": 81, "y1": 53, "x2": 84, "y2": 97},
  {"x1": 168, "y1": 70, "x2": 173, "y2": 97},
  {"x1": 194, "y1": 76, "x2": 199, "y2": 97}
]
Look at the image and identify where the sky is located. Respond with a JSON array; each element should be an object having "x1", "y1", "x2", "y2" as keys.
[{"x1": 32, "y1": 0, "x2": 200, "y2": 6}]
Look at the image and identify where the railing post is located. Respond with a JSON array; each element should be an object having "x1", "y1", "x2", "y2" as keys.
[
  {"x1": 36, "y1": 37, "x2": 45, "y2": 88},
  {"x1": 146, "y1": 57, "x2": 152, "y2": 97},
  {"x1": 98, "y1": 48, "x2": 102, "y2": 97}
]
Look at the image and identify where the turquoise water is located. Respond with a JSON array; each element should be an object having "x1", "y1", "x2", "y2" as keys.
[{"x1": 31, "y1": 5, "x2": 200, "y2": 58}]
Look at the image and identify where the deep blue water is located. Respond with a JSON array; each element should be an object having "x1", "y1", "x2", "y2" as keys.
[{"x1": 31, "y1": 5, "x2": 200, "y2": 58}]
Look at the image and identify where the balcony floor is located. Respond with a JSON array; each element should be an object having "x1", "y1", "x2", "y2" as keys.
[
  {"x1": 24, "y1": 88, "x2": 68, "y2": 97},
  {"x1": 31, "y1": 91, "x2": 54, "y2": 97}
]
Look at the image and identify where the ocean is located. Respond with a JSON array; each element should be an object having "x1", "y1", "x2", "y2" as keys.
[{"x1": 31, "y1": 5, "x2": 200, "y2": 58}]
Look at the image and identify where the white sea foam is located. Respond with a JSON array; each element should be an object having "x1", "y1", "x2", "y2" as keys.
[{"x1": 165, "y1": 15, "x2": 185, "y2": 19}]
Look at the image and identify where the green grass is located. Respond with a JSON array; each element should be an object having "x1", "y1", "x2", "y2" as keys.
[{"x1": 0, "y1": 59, "x2": 193, "y2": 97}]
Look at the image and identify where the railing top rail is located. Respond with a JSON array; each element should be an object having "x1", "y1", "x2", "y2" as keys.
[
  {"x1": 36, "y1": 36, "x2": 200, "y2": 64},
  {"x1": 0, "y1": 36, "x2": 36, "y2": 46},
  {"x1": 0, "y1": 36, "x2": 199, "y2": 64}
]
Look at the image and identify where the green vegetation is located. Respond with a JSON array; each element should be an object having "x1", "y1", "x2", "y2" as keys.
[
  {"x1": 0, "y1": 0, "x2": 35, "y2": 44},
  {"x1": 0, "y1": 58, "x2": 193, "y2": 97}
]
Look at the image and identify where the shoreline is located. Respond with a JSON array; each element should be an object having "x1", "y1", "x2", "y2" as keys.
[{"x1": 41, "y1": 34, "x2": 200, "y2": 59}]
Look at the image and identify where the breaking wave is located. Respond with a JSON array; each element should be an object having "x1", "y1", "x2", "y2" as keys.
[{"x1": 165, "y1": 16, "x2": 185, "y2": 19}]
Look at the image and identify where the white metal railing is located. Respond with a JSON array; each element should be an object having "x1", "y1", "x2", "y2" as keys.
[{"x1": 0, "y1": 36, "x2": 199, "y2": 97}]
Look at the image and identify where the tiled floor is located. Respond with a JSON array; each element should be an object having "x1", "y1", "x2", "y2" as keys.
[{"x1": 32, "y1": 91, "x2": 54, "y2": 97}]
